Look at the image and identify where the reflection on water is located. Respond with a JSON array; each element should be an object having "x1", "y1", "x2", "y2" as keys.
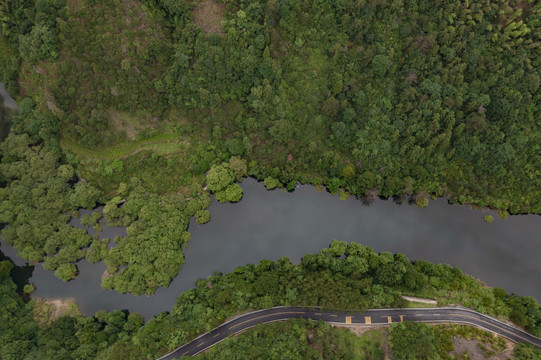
[
  {"x1": 0, "y1": 83, "x2": 18, "y2": 110},
  {"x1": 0, "y1": 82, "x2": 18, "y2": 141},
  {"x1": 0, "y1": 247, "x2": 34, "y2": 294},
  {"x1": 1, "y1": 178, "x2": 540, "y2": 319}
]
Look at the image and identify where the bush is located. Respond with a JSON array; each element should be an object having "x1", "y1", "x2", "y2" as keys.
[
  {"x1": 389, "y1": 322, "x2": 438, "y2": 360},
  {"x1": 195, "y1": 210, "x2": 211, "y2": 224}
]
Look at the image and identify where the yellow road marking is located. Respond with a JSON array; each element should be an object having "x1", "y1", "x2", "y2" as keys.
[
  {"x1": 228, "y1": 312, "x2": 304, "y2": 330},
  {"x1": 166, "y1": 309, "x2": 540, "y2": 359}
]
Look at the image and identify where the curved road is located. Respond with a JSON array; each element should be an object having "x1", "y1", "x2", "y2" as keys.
[{"x1": 158, "y1": 306, "x2": 541, "y2": 359}]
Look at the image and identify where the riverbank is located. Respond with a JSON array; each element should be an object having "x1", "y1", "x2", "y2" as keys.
[
  {"x1": 1, "y1": 178, "x2": 540, "y2": 319},
  {"x1": 0, "y1": 82, "x2": 18, "y2": 141}
]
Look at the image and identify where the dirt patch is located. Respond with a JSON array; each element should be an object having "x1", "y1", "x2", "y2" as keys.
[
  {"x1": 450, "y1": 337, "x2": 513, "y2": 360},
  {"x1": 401, "y1": 295, "x2": 437, "y2": 304},
  {"x1": 332, "y1": 323, "x2": 381, "y2": 336},
  {"x1": 32, "y1": 298, "x2": 81, "y2": 326},
  {"x1": 193, "y1": 0, "x2": 225, "y2": 34},
  {"x1": 380, "y1": 327, "x2": 393, "y2": 359},
  {"x1": 334, "y1": 325, "x2": 392, "y2": 359},
  {"x1": 102, "y1": 268, "x2": 115, "y2": 280},
  {"x1": 48, "y1": 299, "x2": 77, "y2": 317},
  {"x1": 66, "y1": 0, "x2": 85, "y2": 13},
  {"x1": 110, "y1": 110, "x2": 139, "y2": 140}
]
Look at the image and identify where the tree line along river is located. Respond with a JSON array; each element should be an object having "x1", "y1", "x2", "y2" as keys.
[
  {"x1": 0, "y1": 83, "x2": 539, "y2": 319},
  {"x1": 1, "y1": 178, "x2": 540, "y2": 319}
]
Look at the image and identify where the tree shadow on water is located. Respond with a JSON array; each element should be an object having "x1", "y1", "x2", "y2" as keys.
[{"x1": 0, "y1": 248, "x2": 35, "y2": 301}]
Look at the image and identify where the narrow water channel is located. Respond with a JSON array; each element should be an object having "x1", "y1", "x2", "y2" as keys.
[
  {"x1": 1, "y1": 178, "x2": 539, "y2": 319},
  {"x1": 0, "y1": 82, "x2": 18, "y2": 141}
]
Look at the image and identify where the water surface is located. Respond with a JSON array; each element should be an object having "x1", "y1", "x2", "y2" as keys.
[
  {"x1": 0, "y1": 82, "x2": 18, "y2": 141},
  {"x1": 1, "y1": 178, "x2": 540, "y2": 319}
]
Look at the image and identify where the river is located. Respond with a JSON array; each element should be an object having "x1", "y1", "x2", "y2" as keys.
[
  {"x1": 1, "y1": 178, "x2": 540, "y2": 319},
  {"x1": 0, "y1": 82, "x2": 18, "y2": 141}
]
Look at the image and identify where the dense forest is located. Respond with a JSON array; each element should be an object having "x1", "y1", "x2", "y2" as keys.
[
  {"x1": 0, "y1": 0, "x2": 540, "y2": 358},
  {"x1": 0, "y1": 0, "x2": 540, "y2": 292},
  {"x1": 1, "y1": 243, "x2": 540, "y2": 359},
  {"x1": 2, "y1": 0, "x2": 540, "y2": 208},
  {"x1": 194, "y1": 319, "x2": 539, "y2": 360}
]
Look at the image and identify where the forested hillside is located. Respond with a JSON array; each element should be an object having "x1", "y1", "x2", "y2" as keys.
[
  {"x1": 1, "y1": 0, "x2": 540, "y2": 289},
  {"x1": 1, "y1": 243, "x2": 540, "y2": 359},
  {"x1": 194, "y1": 319, "x2": 540, "y2": 360}
]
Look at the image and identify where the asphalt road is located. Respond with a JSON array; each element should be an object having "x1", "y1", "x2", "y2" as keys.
[{"x1": 157, "y1": 306, "x2": 541, "y2": 359}]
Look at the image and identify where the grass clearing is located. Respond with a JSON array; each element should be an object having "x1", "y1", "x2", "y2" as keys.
[
  {"x1": 405, "y1": 301, "x2": 438, "y2": 308},
  {"x1": 193, "y1": 0, "x2": 225, "y2": 34},
  {"x1": 60, "y1": 132, "x2": 181, "y2": 160},
  {"x1": 439, "y1": 324, "x2": 512, "y2": 359},
  {"x1": 32, "y1": 298, "x2": 80, "y2": 328},
  {"x1": 346, "y1": 328, "x2": 386, "y2": 360}
]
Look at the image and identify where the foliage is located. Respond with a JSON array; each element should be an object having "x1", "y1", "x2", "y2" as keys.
[
  {"x1": 513, "y1": 343, "x2": 541, "y2": 360},
  {"x1": 81, "y1": 211, "x2": 102, "y2": 228},
  {"x1": 206, "y1": 163, "x2": 234, "y2": 192},
  {"x1": 0, "y1": 134, "x2": 101, "y2": 270},
  {"x1": 0, "y1": 260, "x2": 145, "y2": 359},
  {"x1": 86, "y1": 238, "x2": 109, "y2": 264},
  {"x1": 18, "y1": 24, "x2": 58, "y2": 62},
  {"x1": 0, "y1": 244, "x2": 540, "y2": 359},
  {"x1": 389, "y1": 321, "x2": 438, "y2": 359},
  {"x1": 0, "y1": 261, "x2": 38, "y2": 360},
  {"x1": 263, "y1": 176, "x2": 281, "y2": 190},
  {"x1": 206, "y1": 162, "x2": 244, "y2": 203},
  {"x1": 128, "y1": 242, "x2": 540, "y2": 358},
  {"x1": 101, "y1": 179, "x2": 194, "y2": 295},
  {"x1": 0, "y1": 0, "x2": 540, "y2": 325},
  {"x1": 194, "y1": 209, "x2": 210, "y2": 225},
  {"x1": 214, "y1": 183, "x2": 243, "y2": 203},
  {"x1": 54, "y1": 263, "x2": 78, "y2": 281},
  {"x1": 1, "y1": 0, "x2": 539, "y2": 216},
  {"x1": 196, "y1": 319, "x2": 384, "y2": 360},
  {"x1": 0, "y1": 134, "x2": 207, "y2": 292}
]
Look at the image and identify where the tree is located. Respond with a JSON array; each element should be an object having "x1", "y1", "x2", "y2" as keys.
[
  {"x1": 228, "y1": 156, "x2": 247, "y2": 181},
  {"x1": 215, "y1": 184, "x2": 243, "y2": 203},
  {"x1": 0, "y1": 261, "x2": 13, "y2": 279},
  {"x1": 269, "y1": 119, "x2": 293, "y2": 144},
  {"x1": 415, "y1": 197, "x2": 429, "y2": 208},
  {"x1": 513, "y1": 343, "x2": 541, "y2": 360},
  {"x1": 54, "y1": 263, "x2": 78, "y2": 281},
  {"x1": 371, "y1": 54, "x2": 391, "y2": 78},
  {"x1": 206, "y1": 164, "x2": 234, "y2": 192},
  {"x1": 18, "y1": 24, "x2": 58, "y2": 62},
  {"x1": 323, "y1": 239, "x2": 347, "y2": 257},
  {"x1": 195, "y1": 210, "x2": 211, "y2": 224},
  {"x1": 389, "y1": 322, "x2": 438, "y2": 360},
  {"x1": 70, "y1": 182, "x2": 102, "y2": 209},
  {"x1": 264, "y1": 177, "x2": 281, "y2": 190}
]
